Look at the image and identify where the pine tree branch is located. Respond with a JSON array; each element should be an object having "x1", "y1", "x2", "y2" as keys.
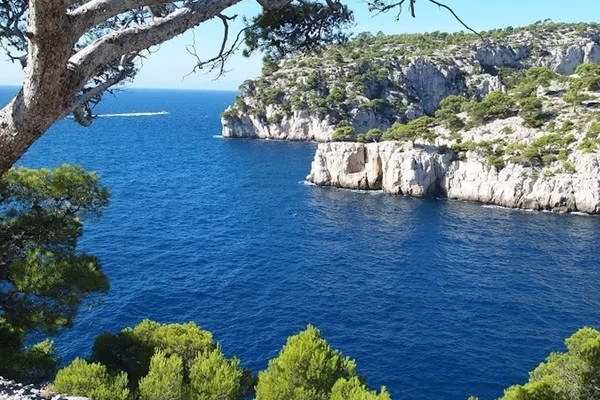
[
  {"x1": 69, "y1": 0, "x2": 172, "y2": 37},
  {"x1": 68, "y1": 0, "x2": 242, "y2": 84}
]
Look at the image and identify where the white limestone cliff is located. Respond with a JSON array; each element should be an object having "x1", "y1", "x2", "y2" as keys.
[
  {"x1": 221, "y1": 56, "x2": 468, "y2": 141},
  {"x1": 306, "y1": 142, "x2": 600, "y2": 214},
  {"x1": 221, "y1": 109, "x2": 335, "y2": 141}
]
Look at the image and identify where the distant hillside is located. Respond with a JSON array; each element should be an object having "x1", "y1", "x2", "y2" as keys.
[{"x1": 221, "y1": 22, "x2": 600, "y2": 144}]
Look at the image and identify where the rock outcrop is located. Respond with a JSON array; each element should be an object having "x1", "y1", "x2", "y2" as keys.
[
  {"x1": 306, "y1": 142, "x2": 600, "y2": 214},
  {"x1": 222, "y1": 23, "x2": 600, "y2": 141},
  {"x1": 222, "y1": 109, "x2": 336, "y2": 141},
  {"x1": 0, "y1": 377, "x2": 88, "y2": 400}
]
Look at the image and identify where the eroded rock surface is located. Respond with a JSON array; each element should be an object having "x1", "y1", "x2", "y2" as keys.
[
  {"x1": 0, "y1": 377, "x2": 88, "y2": 400},
  {"x1": 307, "y1": 142, "x2": 600, "y2": 214}
]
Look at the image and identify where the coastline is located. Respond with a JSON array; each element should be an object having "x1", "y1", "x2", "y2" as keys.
[{"x1": 305, "y1": 141, "x2": 600, "y2": 214}]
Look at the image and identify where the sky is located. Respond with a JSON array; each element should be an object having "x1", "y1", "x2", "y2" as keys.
[{"x1": 1, "y1": 0, "x2": 599, "y2": 90}]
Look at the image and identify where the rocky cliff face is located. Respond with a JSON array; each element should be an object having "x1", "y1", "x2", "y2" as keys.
[
  {"x1": 222, "y1": 23, "x2": 600, "y2": 141},
  {"x1": 304, "y1": 69, "x2": 600, "y2": 214},
  {"x1": 306, "y1": 141, "x2": 600, "y2": 213},
  {"x1": 222, "y1": 109, "x2": 336, "y2": 141}
]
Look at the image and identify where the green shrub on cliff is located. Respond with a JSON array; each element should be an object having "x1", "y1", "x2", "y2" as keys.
[
  {"x1": 221, "y1": 108, "x2": 238, "y2": 119},
  {"x1": 578, "y1": 139, "x2": 598, "y2": 152},
  {"x1": 451, "y1": 139, "x2": 508, "y2": 165},
  {"x1": 562, "y1": 64, "x2": 600, "y2": 106},
  {"x1": 327, "y1": 86, "x2": 347, "y2": 104},
  {"x1": 526, "y1": 66, "x2": 559, "y2": 87},
  {"x1": 262, "y1": 56, "x2": 280, "y2": 76},
  {"x1": 511, "y1": 66, "x2": 559, "y2": 99},
  {"x1": 333, "y1": 126, "x2": 356, "y2": 140},
  {"x1": 188, "y1": 347, "x2": 246, "y2": 400},
  {"x1": 332, "y1": 120, "x2": 356, "y2": 141},
  {"x1": 360, "y1": 98, "x2": 391, "y2": 113},
  {"x1": 264, "y1": 88, "x2": 286, "y2": 104},
  {"x1": 435, "y1": 95, "x2": 468, "y2": 131},
  {"x1": 571, "y1": 63, "x2": 600, "y2": 92},
  {"x1": 138, "y1": 352, "x2": 185, "y2": 400},
  {"x1": 306, "y1": 71, "x2": 320, "y2": 88},
  {"x1": 92, "y1": 320, "x2": 218, "y2": 389},
  {"x1": 497, "y1": 67, "x2": 528, "y2": 90},
  {"x1": 577, "y1": 122, "x2": 600, "y2": 152},
  {"x1": 330, "y1": 377, "x2": 391, "y2": 400},
  {"x1": 564, "y1": 88, "x2": 593, "y2": 106},
  {"x1": 509, "y1": 134, "x2": 574, "y2": 166},
  {"x1": 518, "y1": 96, "x2": 544, "y2": 128},
  {"x1": 586, "y1": 121, "x2": 600, "y2": 139},
  {"x1": 382, "y1": 117, "x2": 436, "y2": 143},
  {"x1": 470, "y1": 92, "x2": 517, "y2": 124},
  {"x1": 267, "y1": 113, "x2": 284, "y2": 124},
  {"x1": 365, "y1": 128, "x2": 383, "y2": 142},
  {"x1": 563, "y1": 160, "x2": 576, "y2": 174},
  {"x1": 438, "y1": 95, "x2": 469, "y2": 114}
]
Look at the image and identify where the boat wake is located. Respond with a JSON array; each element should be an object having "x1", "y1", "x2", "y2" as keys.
[
  {"x1": 67, "y1": 111, "x2": 169, "y2": 119},
  {"x1": 95, "y1": 111, "x2": 169, "y2": 118}
]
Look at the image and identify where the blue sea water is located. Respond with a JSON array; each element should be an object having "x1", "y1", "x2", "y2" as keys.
[{"x1": 2, "y1": 86, "x2": 600, "y2": 400}]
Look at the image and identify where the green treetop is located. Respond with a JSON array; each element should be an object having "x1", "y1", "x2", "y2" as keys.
[
  {"x1": 54, "y1": 320, "x2": 251, "y2": 400},
  {"x1": 256, "y1": 324, "x2": 388, "y2": 400}
]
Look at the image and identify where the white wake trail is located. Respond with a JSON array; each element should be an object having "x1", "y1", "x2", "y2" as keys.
[{"x1": 94, "y1": 111, "x2": 169, "y2": 118}]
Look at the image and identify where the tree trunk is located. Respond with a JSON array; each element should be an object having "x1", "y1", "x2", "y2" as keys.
[
  {"x1": 0, "y1": 91, "x2": 57, "y2": 175},
  {"x1": 1, "y1": 92, "x2": 28, "y2": 175},
  {"x1": 0, "y1": 1, "x2": 75, "y2": 176}
]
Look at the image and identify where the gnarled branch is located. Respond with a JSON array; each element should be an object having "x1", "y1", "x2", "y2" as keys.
[
  {"x1": 184, "y1": 13, "x2": 249, "y2": 78},
  {"x1": 68, "y1": 0, "x2": 174, "y2": 38},
  {"x1": 69, "y1": 0, "x2": 243, "y2": 86}
]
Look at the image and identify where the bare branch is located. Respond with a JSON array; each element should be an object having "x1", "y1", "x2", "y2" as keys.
[
  {"x1": 184, "y1": 13, "x2": 248, "y2": 79},
  {"x1": 367, "y1": 0, "x2": 480, "y2": 37},
  {"x1": 216, "y1": 13, "x2": 234, "y2": 60},
  {"x1": 0, "y1": 0, "x2": 28, "y2": 63},
  {"x1": 426, "y1": 0, "x2": 480, "y2": 37},
  {"x1": 367, "y1": 0, "x2": 407, "y2": 18}
]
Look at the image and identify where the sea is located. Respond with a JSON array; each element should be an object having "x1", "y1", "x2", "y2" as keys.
[{"x1": 2, "y1": 87, "x2": 600, "y2": 400}]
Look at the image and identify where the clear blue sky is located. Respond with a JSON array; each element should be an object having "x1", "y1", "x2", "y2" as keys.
[{"x1": 1, "y1": 0, "x2": 599, "y2": 90}]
